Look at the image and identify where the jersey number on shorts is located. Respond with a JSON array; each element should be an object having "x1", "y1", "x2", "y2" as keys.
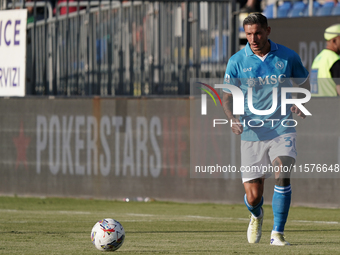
[{"x1": 284, "y1": 137, "x2": 296, "y2": 151}]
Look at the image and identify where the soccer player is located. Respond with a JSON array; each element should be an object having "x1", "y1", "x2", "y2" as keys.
[{"x1": 222, "y1": 13, "x2": 310, "y2": 245}]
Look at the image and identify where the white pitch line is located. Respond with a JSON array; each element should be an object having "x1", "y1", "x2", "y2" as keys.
[
  {"x1": 126, "y1": 213, "x2": 155, "y2": 217},
  {"x1": 292, "y1": 220, "x2": 339, "y2": 224},
  {"x1": 0, "y1": 209, "x2": 18, "y2": 212},
  {"x1": 0, "y1": 221, "x2": 76, "y2": 223},
  {"x1": 0, "y1": 209, "x2": 91, "y2": 215},
  {"x1": 1, "y1": 209, "x2": 338, "y2": 225},
  {"x1": 123, "y1": 220, "x2": 153, "y2": 222},
  {"x1": 58, "y1": 210, "x2": 91, "y2": 215},
  {"x1": 186, "y1": 215, "x2": 214, "y2": 219},
  {"x1": 237, "y1": 218, "x2": 249, "y2": 221},
  {"x1": 186, "y1": 216, "x2": 339, "y2": 224},
  {"x1": 186, "y1": 215, "x2": 249, "y2": 221}
]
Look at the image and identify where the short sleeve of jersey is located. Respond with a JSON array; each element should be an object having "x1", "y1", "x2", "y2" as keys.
[
  {"x1": 291, "y1": 51, "x2": 309, "y2": 85},
  {"x1": 223, "y1": 58, "x2": 241, "y2": 93}
]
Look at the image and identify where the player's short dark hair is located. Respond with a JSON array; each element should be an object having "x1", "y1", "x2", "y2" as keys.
[{"x1": 243, "y1": 13, "x2": 268, "y2": 29}]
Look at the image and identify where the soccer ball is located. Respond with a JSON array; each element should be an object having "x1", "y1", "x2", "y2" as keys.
[{"x1": 91, "y1": 218, "x2": 125, "y2": 251}]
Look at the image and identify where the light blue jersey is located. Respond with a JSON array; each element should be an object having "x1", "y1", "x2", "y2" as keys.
[{"x1": 223, "y1": 40, "x2": 309, "y2": 141}]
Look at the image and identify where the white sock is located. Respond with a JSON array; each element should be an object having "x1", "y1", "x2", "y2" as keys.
[{"x1": 271, "y1": 230, "x2": 284, "y2": 235}]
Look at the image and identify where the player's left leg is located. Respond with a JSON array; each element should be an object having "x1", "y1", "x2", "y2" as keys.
[{"x1": 270, "y1": 156, "x2": 294, "y2": 246}]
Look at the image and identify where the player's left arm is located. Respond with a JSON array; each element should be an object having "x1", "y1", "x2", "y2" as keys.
[{"x1": 290, "y1": 53, "x2": 310, "y2": 119}]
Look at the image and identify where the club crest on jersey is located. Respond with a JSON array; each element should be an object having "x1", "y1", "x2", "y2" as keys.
[{"x1": 275, "y1": 61, "x2": 285, "y2": 70}]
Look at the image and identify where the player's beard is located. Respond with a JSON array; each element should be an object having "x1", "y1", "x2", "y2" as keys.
[{"x1": 251, "y1": 40, "x2": 269, "y2": 55}]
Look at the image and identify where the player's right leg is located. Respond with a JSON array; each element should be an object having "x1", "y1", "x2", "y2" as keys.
[
  {"x1": 244, "y1": 178, "x2": 264, "y2": 243},
  {"x1": 241, "y1": 140, "x2": 270, "y2": 244}
]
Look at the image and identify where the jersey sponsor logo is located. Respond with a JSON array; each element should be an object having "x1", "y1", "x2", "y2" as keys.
[
  {"x1": 246, "y1": 78, "x2": 257, "y2": 87},
  {"x1": 243, "y1": 67, "x2": 252, "y2": 72},
  {"x1": 248, "y1": 74, "x2": 286, "y2": 86},
  {"x1": 275, "y1": 61, "x2": 284, "y2": 70}
]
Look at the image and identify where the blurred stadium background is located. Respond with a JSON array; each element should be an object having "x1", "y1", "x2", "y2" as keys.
[{"x1": 0, "y1": 0, "x2": 340, "y2": 208}]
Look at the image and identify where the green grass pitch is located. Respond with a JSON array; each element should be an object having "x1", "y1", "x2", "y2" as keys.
[{"x1": 0, "y1": 196, "x2": 339, "y2": 254}]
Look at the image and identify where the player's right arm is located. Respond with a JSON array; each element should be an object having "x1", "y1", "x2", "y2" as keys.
[
  {"x1": 222, "y1": 92, "x2": 243, "y2": 135},
  {"x1": 222, "y1": 59, "x2": 243, "y2": 135}
]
